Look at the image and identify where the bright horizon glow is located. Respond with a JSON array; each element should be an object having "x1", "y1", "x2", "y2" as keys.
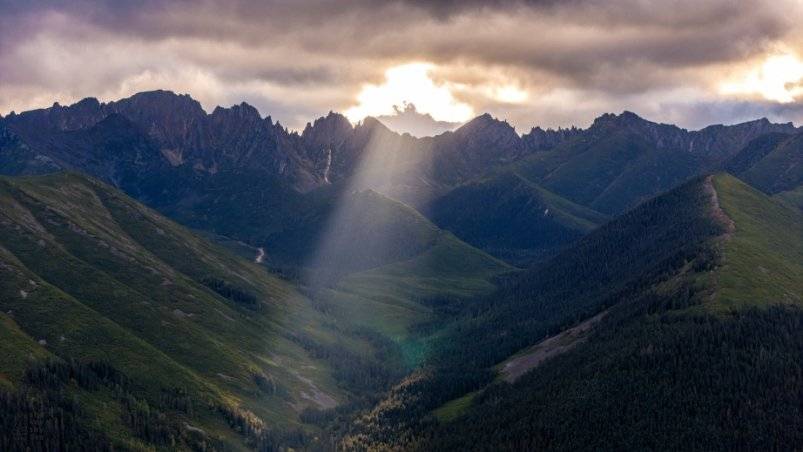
[
  {"x1": 720, "y1": 53, "x2": 803, "y2": 103},
  {"x1": 345, "y1": 63, "x2": 475, "y2": 123}
]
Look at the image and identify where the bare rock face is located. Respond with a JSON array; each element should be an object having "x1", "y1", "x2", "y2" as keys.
[
  {"x1": 522, "y1": 126, "x2": 584, "y2": 151},
  {"x1": 0, "y1": 90, "x2": 333, "y2": 191}
]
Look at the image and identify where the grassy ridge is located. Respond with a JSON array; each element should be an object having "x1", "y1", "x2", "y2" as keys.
[
  {"x1": 711, "y1": 174, "x2": 803, "y2": 310},
  {"x1": 330, "y1": 232, "x2": 512, "y2": 366},
  {"x1": 0, "y1": 312, "x2": 52, "y2": 389}
]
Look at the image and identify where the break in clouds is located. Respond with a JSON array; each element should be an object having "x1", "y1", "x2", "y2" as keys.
[{"x1": 3, "y1": 0, "x2": 803, "y2": 134}]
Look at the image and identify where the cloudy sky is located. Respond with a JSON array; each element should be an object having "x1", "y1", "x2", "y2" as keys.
[{"x1": 3, "y1": 0, "x2": 803, "y2": 134}]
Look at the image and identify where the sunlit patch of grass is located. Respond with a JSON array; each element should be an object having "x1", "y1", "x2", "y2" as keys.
[
  {"x1": 432, "y1": 390, "x2": 479, "y2": 423},
  {"x1": 0, "y1": 312, "x2": 53, "y2": 385},
  {"x1": 326, "y1": 232, "x2": 513, "y2": 367},
  {"x1": 710, "y1": 174, "x2": 803, "y2": 311}
]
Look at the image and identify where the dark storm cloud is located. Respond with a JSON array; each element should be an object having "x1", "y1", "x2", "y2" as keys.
[
  {"x1": 0, "y1": 0, "x2": 802, "y2": 130},
  {"x1": 396, "y1": 0, "x2": 569, "y2": 19}
]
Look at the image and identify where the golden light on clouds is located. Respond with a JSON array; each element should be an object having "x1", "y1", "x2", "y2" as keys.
[
  {"x1": 345, "y1": 63, "x2": 475, "y2": 123},
  {"x1": 484, "y1": 85, "x2": 529, "y2": 104},
  {"x1": 344, "y1": 62, "x2": 532, "y2": 124},
  {"x1": 720, "y1": 53, "x2": 803, "y2": 103},
  {"x1": 4, "y1": 0, "x2": 803, "y2": 130}
]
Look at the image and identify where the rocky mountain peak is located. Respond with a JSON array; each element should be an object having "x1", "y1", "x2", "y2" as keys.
[
  {"x1": 302, "y1": 111, "x2": 353, "y2": 149},
  {"x1": 522, "y1": 125, "x2": 584, "y2": 151},
  {"x1": 211, "y1": 102, "x2": 263, "y2": 125},
  {"x1": 459, "y1": 112, "x2": 507, "y2": 131},
  {"x1": 452, "y1": 113, "x2": 520, "y2": 149},
  {"x1": 590, "y1": 111, "x2": 658, "y2": 131}
]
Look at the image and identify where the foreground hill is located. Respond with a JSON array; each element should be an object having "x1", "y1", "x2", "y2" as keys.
[
  {"x1": 0, "y1": 172, "x2": 354, "y2": 449},
  {"x1": 0, "y1": 172, "x2": 511, "y2": 450},
  {"x1": 344, "y1": 174, "x2": 803, "y2": 450}
]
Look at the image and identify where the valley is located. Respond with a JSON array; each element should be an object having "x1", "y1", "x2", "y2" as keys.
[
  {"x1": 0, "y1": 171, "x2": 511, "y2": 450},
  {"x1": 0, "y1": 91, "x2": 801, "y2": 451}
]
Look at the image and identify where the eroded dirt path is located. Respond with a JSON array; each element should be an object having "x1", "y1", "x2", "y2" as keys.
[
  {"x1": 290, "y1": 369, "x2": 338, "y2": 410},
  {"x1": 499, "y1": 310, "x2": 607, "y2": 383},
  {"x1": 704, "y1": 175, "x2": 736, "y2": 237}
]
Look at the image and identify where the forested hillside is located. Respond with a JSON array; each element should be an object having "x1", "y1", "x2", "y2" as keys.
[
  {"x1": 342, "y1": 175, "x2": 803, "y2": 451},
  {"x1": 0, "y1": 172, "x2": 510, "y2": 450},
  {"x1": 424, "y1": 171, "x2": 607, "y2": 264}
]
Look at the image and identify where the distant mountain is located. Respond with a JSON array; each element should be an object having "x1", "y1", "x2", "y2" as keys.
[
  {"x1": 725, "y1": 132, "x2": 803, "y2": 194},
  {"x1": 0, "y1": 91, "x2": 532, "y2": 196},
  {"x1": 1, "y1": 91, "x2": 328, "y2": 190},
  {"x1": 521, "y1": 125, "x2": 584, "y2": 151},
  {"x1": 424, "y1": 171, "x2": 608, "y2": 264},
  {"x1": 515, "y1": 112, "x2": 798, "y2": 214},
  {"x1": 776, "y1": 185, "x2": 803, "y2": 211},
  {"x1": 348, "y1": 174, "x2": 803, "y2": 450}
]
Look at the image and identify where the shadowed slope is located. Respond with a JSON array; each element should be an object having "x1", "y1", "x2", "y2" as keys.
[
  {"x1": 0, "y1": 172, "x2": 363, "y2": 449},
  {"x1": 726, "y1": 132, "x2": 803, "y2": 194},
  {"x1": 425, "y1": 171, "x2": 607, "y2": 264},
  {"x1": 346, "y1": 174, "x2": 803, "y2": 451}
]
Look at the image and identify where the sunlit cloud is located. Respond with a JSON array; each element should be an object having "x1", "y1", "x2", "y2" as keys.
[
  {"x1": 2, "y1": 0, "x2": 803, "y2": 129},
  {"x1": 720, "y1": 53, "x2": 803, "y2": 103},
  {"x1": 483, "y1": 85, "x2": 529, "y2": 104},
  {"x1": 344, "y1": 63, "x2": 474, "y2": 123}
]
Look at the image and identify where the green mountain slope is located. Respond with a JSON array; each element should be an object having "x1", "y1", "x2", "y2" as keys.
[
  {"x1": 775, "y1": 184, "x2": 803, "y2": 211},
  {"x1": 345, "y1": 174, "x2": 803, "y2": 451},
  {"x1": 0, "y1": 172, "x2": 358, "y2": 449},
  {"x1": 514, "y1": 126, "x2": 705, "y2": 215},
  {"x1": 153, "y1": 171, "x2": 470, "y2": 279},
  {"x1": 711, "y1": 175, "x2": 803, "y2": 310},
  {"x1": 425, "y1": 171, "x2": 607, "y2": 264},
  {"x1": 726, "y1": 132, "x2": 803, "y2": 194},
  {"x1": 0, "y1": 172, "x2": 512, "y2": 450},
  {"x1": 290, "y1": 189, "x2": 442, "y2": 280}
]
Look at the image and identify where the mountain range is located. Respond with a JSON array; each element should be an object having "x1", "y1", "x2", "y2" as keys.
[
  {"x1": 2, "y1": 90, "x2": 801, "y2": 265},
  {"x1": 0, "y1": 90, "x2": 801, "y2": 450}
]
